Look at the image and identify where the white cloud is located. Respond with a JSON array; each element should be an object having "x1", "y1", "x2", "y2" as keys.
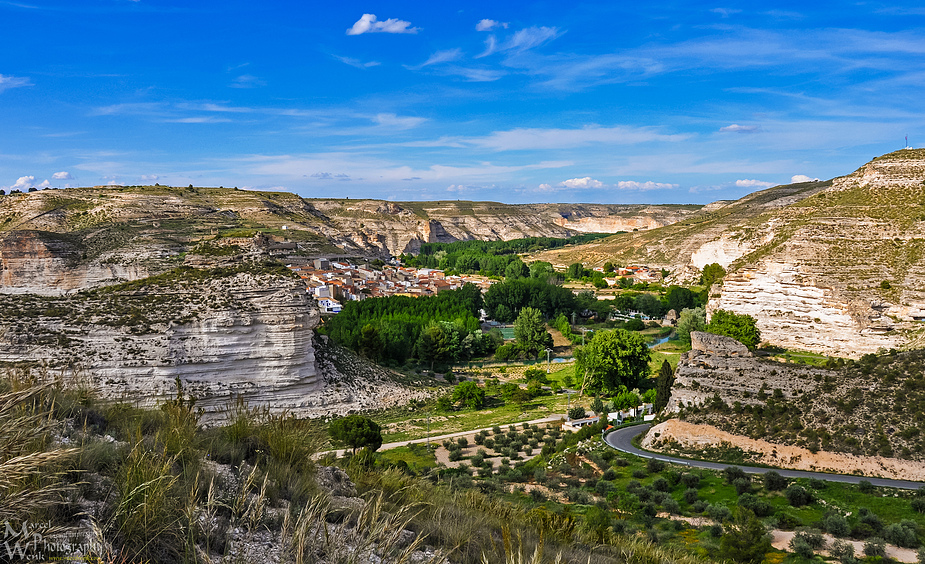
[
  {"x1": 346, "y1": 14, "x2": 419, "y2": 35},
  {"x1": 735, "y1": 179, "x2": 776, "y2": 188},
  {"x1": 334, "y1": 55, "x2": 381, "y2": 69},
  {"x1": 52, "y1": 171, "x2": 73, "y2": 180},
  {"x1": 615, "y1": 180, "x2": 679, "y2": 190},
  {"x1": 476, "y1": 19, "x2": 508, "y2": 32},
  {"x1": 310, "y1": 172, "x2": 351, "y2": 181},
  {"x1": 0, "y1": 74, "x2": 32, "y2": 93},
  {"x1": 560, "y1": 177, "x2": 603, "y2": 189},
  {"x1": 141, "y1": 174, "x2": 160, "y2": 182},
  {"x1": 372, "y1": 113, "x2": 427, "y2": 130},
  {"x1": 476, "y1": 35, "x2": 498, "y2": 58},
  {"x1": 10, "y1": 175, "x2": 35, "y2": 190},
  {"x1": 507, "y1": 26, "x2": 560, "y2": 51},
  {"x1": 791, "y1": 174, "x2": 819, "y2": 183},
  {"x1": 720, "y1": 124, "x2": 760, "y2": 133},
  {"x1": 229, "y1": 74, "x2": 266, "y2": 88},
  {"x1": 417, "y1": 48, "x2": 463, "y2": 67},
  {"x1": 537, "y1": 183, "x2": 554, "y2": 192},
  {"x1": 464, "y1": 125, "x2": 689, "y2": 151}
]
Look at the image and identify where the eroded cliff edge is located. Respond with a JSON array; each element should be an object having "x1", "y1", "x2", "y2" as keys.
[{"x1": 0, "y1": 262, "x2": 428, "y2": 415}]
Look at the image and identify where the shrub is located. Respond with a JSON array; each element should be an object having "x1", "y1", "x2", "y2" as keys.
[
  {"x1": 858, "y1": 480, "x2": 875, "y2": 494},
  {"x1": 692, "y1": 500, "x2": 707, "y2": 513},
  {"x1": 858, "y1": 507, "x2": 883, "y2": 532},
  {"x1": 684, "y1": 488, "x2": 699, "y2": 504},
  {"x1": 824, "y1": 513, "x2": 851, "y2": 537},
  {"x1": 785, "y1": 484, "x2": 812, "y2": 507},
  {"x1": 863, "y1": 538, "x2": 886, "y2": 558},
  {"x1": 733, "y1": 477, "x2": 752, "y2": 495},
  {"x1": 913, "y1": 498, "x2": 925, "y2": 514},
  {"x1": 449, "y1": 450, "x2": 463, "y2": 461},
  {"x1": 883, "y1": 521, "x2": 920, "y2": 548},
  {"x1": 790, "y1": 535, "x2": 814, "y2": 559},
  {"x1": 471, "y1": 453, "x2": 485, "y2": 467},
  {"x1": 652, "y1": 478, "x2": 670, "y2": 492},
  {"x1": 830, "y1": 540, "x2": 857, "y2": 564},
  {"x1": 662, "y1": 497, "x2": 680, "y2": 514},
  {"x1": 737, "y1": 493, "x2": 772, "y2": 517},
  {"x1": 724, "y1": 466, "x2": 747, "y2": 483},
  {"x1": 709, "y1": 524, "x2": 724, "y2": 538},
  {"x1": 602, "y1": 468, "x2": 617, "y2": 481},
  {"x1": 632, "y1": 469, "x2": 648, "y2": 479},
  {"x1": 483, "y1": 438, "x2": 495, "y2": 450},
  {"x1": 457, "y1": 437, "x2": 469, "y2": 448},
  {"x1": 646, "y1": 458, "x2": 665, "y2": 473},
  {"x1": 681, "y1": 473, "x2": 701, "y2": 489},
  {"x1": 764, "y1": 470, "x2": 787, "y2": 491},
  {"x1": 707, "y1": 503, "x2": 732, "y2": 522}
]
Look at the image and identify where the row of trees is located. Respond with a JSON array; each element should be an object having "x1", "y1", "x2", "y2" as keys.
[
  {"x1": 325, "y1": 284, "x2": 494, "y2": 366},
  {"x1": 676, "y1": 306, "x2": 761, "y2": 349}
]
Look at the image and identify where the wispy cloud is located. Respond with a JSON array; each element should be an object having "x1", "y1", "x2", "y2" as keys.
[
  {"x1": 409, "y1": 48, "x2": 464, "y2": 69},
  {"x1": 346, "y1": 13, "x2": 419, "y2": 35},
  {"x1": 720, "y1": 124, "x2": 760, "y2": 133},
  {"x1": 334, "y1": 55, "x2": 381, "y2": 69},
  {"x1": 476, "y1": 19, "x2": 508, "y2": 32},
  {"x1": 507, "y1": 26, "x2": 560, "y2": 51},
  {"x1": 52, "y1": 171, "x2": 72, "y2": 180},
  {"x1": 735, "y1": 178, "x2": 775, "y2": 188},
  {"x1": 0, "y1": 74, "x2": 32, "y2": 92},
  {"x1": 229, "y1": 74, "x2": 266, "y2": 88},
  {"x1": 615, "y1": 180, "x2": 679, "y2": 190},
  {"x1": 464, "y1": 125, "x2": 689, "y2": 151},
  {"x1": 372, "y1": 113, "x2": 427, "y2": 130}
]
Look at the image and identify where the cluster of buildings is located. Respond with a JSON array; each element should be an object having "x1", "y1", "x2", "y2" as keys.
[
  {"x1": 598, "y1": 265, "x2": 663, "y2": 286},
  {"x1": 286, "y1": 258, "x2": 495, "y2": 313}
]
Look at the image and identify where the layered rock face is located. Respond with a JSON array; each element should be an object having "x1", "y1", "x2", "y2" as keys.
[
  {"x1": 666, "y1": 332, "x2": 825, "y2": 413},
  {"x1": 0, "y1": 270, "x2": 427, "y2": 415},
  {"x1": 535, "y1": 150, "x2": 925, "y2": 357}
]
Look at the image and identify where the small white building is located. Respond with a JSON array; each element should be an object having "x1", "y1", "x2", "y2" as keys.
[
  {"x1": 317, "y1": 298, "x2": 342, "y2": 313},
  {"x1": 563, "y1": 415, "x2": 600, "y2": 432}
]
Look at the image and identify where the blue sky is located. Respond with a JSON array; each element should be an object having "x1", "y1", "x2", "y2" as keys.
[{"x1": 2, "y1": 1, "x2": 923, "y2": 204}]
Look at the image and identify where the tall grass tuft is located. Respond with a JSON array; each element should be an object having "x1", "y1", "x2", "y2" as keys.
[{"x1": 0, "y1": 381, "x2": 79, "y2": 520}]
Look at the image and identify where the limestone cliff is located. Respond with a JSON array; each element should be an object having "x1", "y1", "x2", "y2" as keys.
[
  {"x1": 533, "y1": 149, "x2": 925, "y2": 357},
  {"x1": 0, "y1": 265, "x2": 429, "y2": 415}
]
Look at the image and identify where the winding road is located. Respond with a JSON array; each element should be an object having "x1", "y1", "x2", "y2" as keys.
[{"x1": 605, "y1": 423, "x2": 925, "y2": 490}]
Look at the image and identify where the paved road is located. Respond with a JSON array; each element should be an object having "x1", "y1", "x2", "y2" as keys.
[{"x1": 605, "y1": 423, "x2": 925, "y2": 491}]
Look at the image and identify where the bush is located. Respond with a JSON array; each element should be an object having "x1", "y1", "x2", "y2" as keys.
[
  {"x1": 824, "y1": 513, "x2": 851, "y2": 538},
  {"x1": 858, "y1": 507, "x2": 883, "y2": 532},
  {"x1": 724, "y1": 466, "x2": 747, "y2": 483},
  {"x1": 733, "y1": 477, "x2": 752, "y2": 495},
  {"x1": 830, "y1": 540, "x2": 857, "y2": 564},
  {"x1": 632, "y1": 469, "x2": 648, "y2": 479},
  {"x1": 662, "y1": 497, "x2": 680, "y2": 514},
  {"x1": 790, "y1": 535, "x2": 814, "y2": 559},
  {"x1": 646, "y1": 458, "x2": 665, "y2": 473},
  {"x1": 863, "y1": 538, "x2": 886, "y2": 558},
  {"x1": 681, "y1": 473, "x2": 701, "y2": 489},
  {"x1": 707, "y1": 503, "x2": 732, "y2": 522},
  {"x1": 652, "y1": 478, "x2": 670, "y2": 492},
  {"x1": 858, "y1": 480, "x2": 875, "y2": 494},
  {"x1": 913, "y1": 498, "x2": 925, "y2": 514},
  {"x1": 883, "y1": 521, "x2": 920, "y2": 548},
  {"x1": 737, "y1": 493, "x2": 772, "y2": 517},
  {"x1": 709, "y1": 523, "x2": 723, "y2": 538},
  {"x1": 764, "y1": 470, "x2": 787, "y2": 491},
  {"x1": 785, "y1": 484, "x2": 813, "y2": 507},
  {"x1": 684, "y1": 488, "x2": 699, "y2": 504},
  {"x1": 449, "y1": 450, "x2": 462, "y2": 461},
  {"x1": 774, "y1": 512, "x2": 803, "y2": 530},
  {"x1": 692, "y1": 500, "x2": 707, "y2": 513},
  {"x1": 602, "y1": 468, "x2": 617, "y2": 481}
]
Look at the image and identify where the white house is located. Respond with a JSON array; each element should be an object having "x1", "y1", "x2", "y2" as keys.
[{"x1": 317, "y1": 298, "x2": 342, "y2": 313}]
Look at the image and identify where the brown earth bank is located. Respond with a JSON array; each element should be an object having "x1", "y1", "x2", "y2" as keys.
[{"x1": 642, "y1": 419, "x2": 925, "y2": 482}]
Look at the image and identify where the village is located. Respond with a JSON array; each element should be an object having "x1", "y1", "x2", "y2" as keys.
[{"x1": 287, "y1": 257, "x2": 665, "y2": 314}]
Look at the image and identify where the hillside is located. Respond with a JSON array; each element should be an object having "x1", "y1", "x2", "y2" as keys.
[
  {"x1": 655, "y1": 334, "x2": 925, "y2": 474},
  {"x1": 532, "y1": 149, "x2": 925, "y2": 357},
  {"x1": 0, "y1": 185, "x2": 700, "y2": 295}
]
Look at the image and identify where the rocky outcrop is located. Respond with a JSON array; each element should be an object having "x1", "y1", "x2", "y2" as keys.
[
  {"x1": 689, "y1": 331, "x2": 750, "y2": 356},
  {"x1": 666, "y1": 334, "x2": 825, "y2": 413},
  {"x1": 0, "y1": 270, "x2": 429, "y2": 416}
]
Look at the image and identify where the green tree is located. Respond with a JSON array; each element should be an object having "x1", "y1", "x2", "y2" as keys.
[
  {"x1": 566, "y1": 262, "x2": 586, "y2": 279},
  {"x1": 415, "y1": 322, "x2": 459, "y2": 370},
  {"x1": 603, "y1": 262, "x2": 615, "y2": 273},
  {"x1": 700, "y1": 263, "x2": 727, "y2": 287},
  {"x1": 328, "y1": 415, "x2": 383, "y2": 455},
  {"x1": 666, "y1": 286, "x2": 695, "y2": 312},
  {"x1": 707, "y1": 309, "x2": 761, "y2": 349},
  {"x1": 514, "y1": 306, "x2": 553, "y2": 358},
  {"x1": 357, "y1": 324, "x2": 382, "y2": 360},
  {"x1": 504, "y1": 259, "x2": 529, "y2": 280},
  {"x1": 574, "y1": 330, "x2": 650, "y2": 395},
  {"x1": 452, "y1": 381, "x2": 486, "y2": 410},
  {"x1": 529, "y1": 260, "x2": 555, "y2": 280},
  {"x1": 654, "y1": 360, "x2": 675, "y2": 412},
  {"x1": 719, "y1": 508, "x2": 772, "y2": 564},
  {"x1": 568, "y1": 406, "x2": 587, "y2": 420},
  {"x1": 677, "y1": 306, "x2": 707, "y2": 345}
]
